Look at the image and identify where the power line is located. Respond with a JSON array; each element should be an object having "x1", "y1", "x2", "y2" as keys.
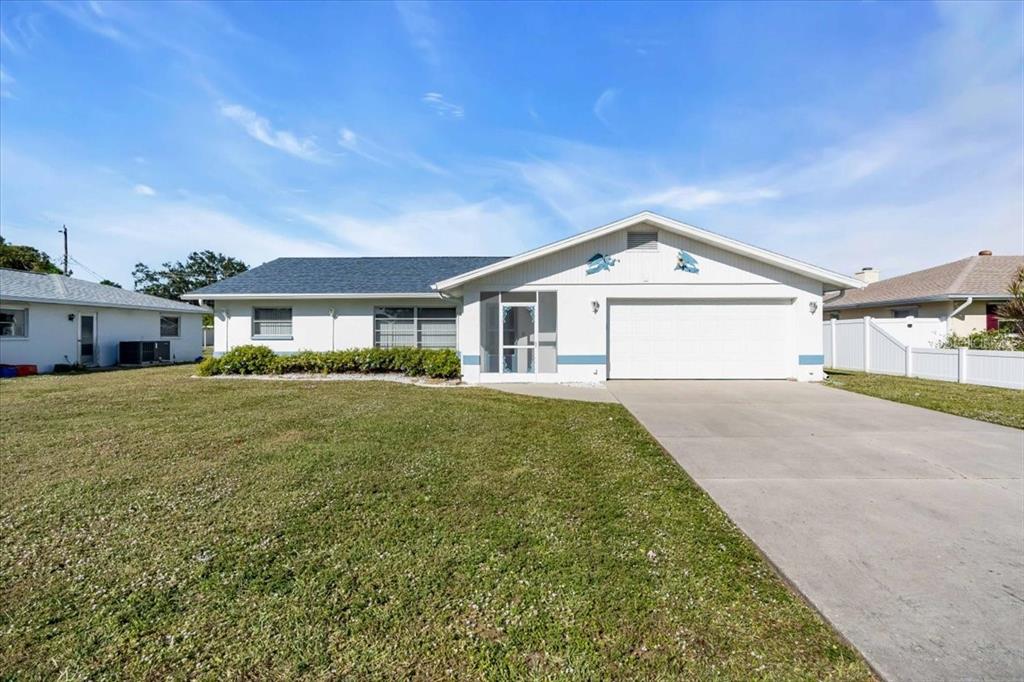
[{"x1": 68, "y1": 256, "x2": 110, "y2": 282}]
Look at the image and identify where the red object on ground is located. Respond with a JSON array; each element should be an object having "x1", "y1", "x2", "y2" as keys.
[{"x1": 14, "y1": 365, "x2": 37, "y2": 376}]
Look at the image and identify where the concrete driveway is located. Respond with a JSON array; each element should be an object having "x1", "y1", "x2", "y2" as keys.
[{"x1": 608, "y1": 380, "x2": 1024, "y2": 682}]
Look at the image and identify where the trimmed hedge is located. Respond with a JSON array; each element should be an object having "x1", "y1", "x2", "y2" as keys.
[{"x1": 198, "y1": 345, "x2": 461, "y2": 380}]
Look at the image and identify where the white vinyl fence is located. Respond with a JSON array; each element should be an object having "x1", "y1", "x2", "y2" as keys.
[{"x1": 823, "y1": 317, "x2": 1024, "y2": 390}]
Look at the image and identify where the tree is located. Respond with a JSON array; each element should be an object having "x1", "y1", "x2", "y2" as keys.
[
  {"x1": 997, "y1": 265, "x2": 1024, "y2": 336},
  {"x1": 99, "y1": 279, "x2": 122, "y2": 288},
  {"x1": 132, "y1": 250, "x2": 248, "y2": 301},
  {"x1": 0, "y1": 236, "x2": 65, "y2": 274}
]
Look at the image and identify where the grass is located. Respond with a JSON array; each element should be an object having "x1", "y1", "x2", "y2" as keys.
[
  {"x1": 1, "y1": 366, "x2": 870, "y2": 680},
  {"x1": 825, "y1": 370, "x2": 1024, "y2": 429}
]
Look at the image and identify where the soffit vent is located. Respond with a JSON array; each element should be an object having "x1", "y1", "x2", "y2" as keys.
[{"x1": 627, "y1": 231, "x2": 658, "y2": 251}]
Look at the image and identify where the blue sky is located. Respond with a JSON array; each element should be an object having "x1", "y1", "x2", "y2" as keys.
[{"x1": 1, "y1": 1, "x2": 1021, "y2": 287}]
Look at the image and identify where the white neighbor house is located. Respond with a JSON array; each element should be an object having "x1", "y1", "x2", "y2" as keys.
[
  {"x1": 0, "y1": 269, "x2": 207, "y2": 373},
  {"x1": 184, "y1": 212, "x2": 864, "y2": 383}
]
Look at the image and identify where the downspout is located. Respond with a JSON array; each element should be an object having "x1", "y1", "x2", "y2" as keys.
[
  {"x1": 947, "y1": 296, "x2": 973, "y2": 334},
  {"x1": 329, "y1": 307, "x2": 336, "y2": 351}
]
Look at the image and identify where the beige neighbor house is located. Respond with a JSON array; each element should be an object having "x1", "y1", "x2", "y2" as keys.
[{"x1": 824, "y1": 251, "x2": 1023, "y2": 334}]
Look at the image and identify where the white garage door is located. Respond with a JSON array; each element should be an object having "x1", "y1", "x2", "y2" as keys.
[{"x1": 608, "y1": 300, "x2": 792, "y2": 379}]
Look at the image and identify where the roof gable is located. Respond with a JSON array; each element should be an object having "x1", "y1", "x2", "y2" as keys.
[
  {"x1": 0, "y1": 269, "x2": 207, "y2": 313},
  {"x1": 432, "y1": 212, "x2": 863, "y2": 291}
]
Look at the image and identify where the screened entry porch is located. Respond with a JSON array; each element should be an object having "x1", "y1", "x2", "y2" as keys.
[{"x1": 479, "y1": 291, "x2": 557, "y2": 376}]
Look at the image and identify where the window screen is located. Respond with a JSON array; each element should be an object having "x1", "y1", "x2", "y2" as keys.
[
  {"x1": 252, "y1": 308, "x2": 292, "y2": 337},
  {"x1": 416, "y1": 308, "x2": 457, "y2": 348},
  {"x1": 538, "y1": 292, "x2": 557, "y2": 373},
  {"x1": 374, "y1": 307, "x2": 456, "y2": 349},
  {"x1": 0, "y1": 308, "x2": 27, "y2": 337},
  {"x1": 160, "y1": 315, "x2": 180, "y2": 337},
  {"x1": 480, "y1": 292, "x2": 499, "y2": 372}
]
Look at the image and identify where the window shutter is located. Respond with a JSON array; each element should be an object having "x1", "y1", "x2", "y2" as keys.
[{"x1": 626, "y1": 231, "x2": 658, "y2": 251}]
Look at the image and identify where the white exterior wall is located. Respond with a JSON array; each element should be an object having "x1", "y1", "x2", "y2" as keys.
[
  {"x1": 212, "y1": 298, "x2": 461, "y2": 354},
  {"x1": 456, "y1": 225, "x2": 825, "y2": 383},
  {"x1": 207, "y1": 224, "x2": 832, "y2": 383},
  {"x1": 0, "y1": 301, "x2": 204, "y2": 373}
]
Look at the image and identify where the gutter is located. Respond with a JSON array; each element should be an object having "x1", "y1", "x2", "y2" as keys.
[
  {"x1": 0, "y1": 295, "x2": 210, "y2": 315},
  {"x1": 180, "y1": 292, "x2": 444, "y2": 301},
  {"x1": 824, "y1": 293, "x2": 1003, "y2": 312},
  {"x1": 949, "y1": 296, "x2": 973, "y2": 318}
]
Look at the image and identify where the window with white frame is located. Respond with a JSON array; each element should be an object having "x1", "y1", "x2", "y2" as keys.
[
  {"x1": 252, "y1": 308, "x2": 292, "y2": 338},
  {"x1": 0, "y1": 308, "x2": 27, "y2": 337},
  {"x1": 374, "y1": 307, "x2": 456, "y2": 349},
  {"x1": 160, "y1": 315, "x2": 180, "y2": 337}
]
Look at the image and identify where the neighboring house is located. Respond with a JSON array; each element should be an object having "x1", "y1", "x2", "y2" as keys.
[
  {"x1": 183, "y1": 212, "x2": 862, "y2": 383},
  {"x1": 0, "y1": 269, "x2": 208, "y2": 373},
  {"x1": 823, "y1": 251, "x2": 1024, "y2": 334}
]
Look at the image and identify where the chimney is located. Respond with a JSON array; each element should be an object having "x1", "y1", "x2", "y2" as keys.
[
  {"x1": 978, "y1": 250, "x2": 992, "y2": 256},
  {"x1": 854, "y1": 267, "x2": 880, "y2": 284}
]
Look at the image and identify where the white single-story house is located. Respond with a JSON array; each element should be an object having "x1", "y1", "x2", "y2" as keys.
[
  {"x1": 183, "y1": 212, "x2": 863, "y2": 383},
  {"x1": 824, "y1": 251, "x2": 1024, "y2": 334},
  {"x1": 0, "y1": 268, "x2": 208, "y2": 373}
]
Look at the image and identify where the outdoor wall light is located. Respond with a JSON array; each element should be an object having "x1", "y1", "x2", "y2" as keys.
[
  {"x1": 591, "y1": 299, "x2": 600, "y2": 314},
  {"x1": 67, "y1": 313, "x2": 75, "y2": 321},
  {"x1": 809, "y1": 301, "x2": 818, "y2": 314}
]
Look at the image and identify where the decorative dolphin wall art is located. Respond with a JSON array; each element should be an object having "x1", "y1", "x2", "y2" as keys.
[
  {"x1": 586, "y1": 253, "x2": 617, "y2": 275},
  {"x1": 675, "y1": 250, "x2": 699, "y2": 273}
]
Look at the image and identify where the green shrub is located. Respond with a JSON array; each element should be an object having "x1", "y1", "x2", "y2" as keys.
[
  {"x1": 273, "y1": 351, "x2": 328, "y2": 374},
  {"x1": 422, "y1": 349, "x2": 462, "y2": 379},
  {"x1": 195, "y1": 356, "x2": 222, "y2": 376},
  {"x1": 938, "y1": 329, "x2": 1024, "y2": 352},
  {"x1": 204, "y1": 347, "x2": 462, "y2": 379},
  {"x1": 217, "y1": 345, "x2": 277, "y2": 375},
  {"x1": 203, "y1": 346, "x2": 460, "y2": 376}
]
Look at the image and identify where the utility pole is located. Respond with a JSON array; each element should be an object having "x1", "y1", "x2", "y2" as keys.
[{"x1": 58, "y1": 225, "x2": 69, "y2": 275}]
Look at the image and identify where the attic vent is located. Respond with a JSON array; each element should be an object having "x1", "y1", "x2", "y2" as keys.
[{"x1": 627, "y1": 231, "x2": 658, "y2": 251}]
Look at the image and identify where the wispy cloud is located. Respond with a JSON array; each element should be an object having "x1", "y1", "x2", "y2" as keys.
[
  {"x1": 337, "y1": 128, "x2": 389, "y2": 166},
  {"x1": 633, "y1": 186, "x2": 781, "y2": 211},
  {"x1": 133, "y1": 183, "x2": 156, "y2": 196},
  {"x1": 422, "y1": 92, "x2": 464, "y2": 119},
  {"x1": 298, "y1": 197, "x2": 545, "y2": 257},
  {"x1": 395, "y1": 1, "x2": 441, "y2": 66},
  {"x1": 220, "y1": 103, "x2": 322, "y2": 162},
  {"x1": 0, "y1": 69, "x2": 14, "y2": 99},
  {"x1": 0, "y1": 145, "x2": 343, "y2": 284},
  {"x1": 337, "y1": 127, "x2": 447, "y2": 174},
  {"x1": 45, "y1": 0, "x2": 132, "y2": 45},
  {"x1": 593, "y1": 88, "x2": 619, "y2": 128}
]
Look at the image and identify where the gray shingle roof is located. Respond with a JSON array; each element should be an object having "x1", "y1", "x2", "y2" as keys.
[
  {"x1": 185, "y1": 257, "x2": 508, "y2": 296},
  {"x1": 0, "y1": 269, "x2": 207, "y2": 313},
  {"x1": 824, "y1": 255, "x2": 1023, "y2": 309}
]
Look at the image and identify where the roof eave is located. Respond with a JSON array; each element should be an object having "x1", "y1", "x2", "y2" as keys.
[
  {"x1": 823, "y1": 293, "x2": 1010, "y2": 311},
  {"x1": 0, "y1": 295, "x2": 209, "y2": 314},
  {"x1": 432, "y1": 211, "x2": 864, "y2": 291}
]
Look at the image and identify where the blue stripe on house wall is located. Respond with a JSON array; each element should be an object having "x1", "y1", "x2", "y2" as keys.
[
  {"x1": 462, "y1": 355, "x2": 480, "y2": 365},
  {"x1": 798, "y1": 354, "x2": 825, "y2": 365},
  {"x1": 557, "y1": 355, "x2": 607, "y2": 365}
]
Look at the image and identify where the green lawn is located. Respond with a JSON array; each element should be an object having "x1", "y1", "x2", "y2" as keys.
[
  {"x1": 1, "y1": 366, "x2": 870, "y2": 679},
  {"x1": 825, "y1": 370, "x2": 1024, "y2": 429}
]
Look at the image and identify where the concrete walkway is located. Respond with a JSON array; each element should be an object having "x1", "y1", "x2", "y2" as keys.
[{"x1": 608, "y1": 380, "x2": 1024, "y2": 682}]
